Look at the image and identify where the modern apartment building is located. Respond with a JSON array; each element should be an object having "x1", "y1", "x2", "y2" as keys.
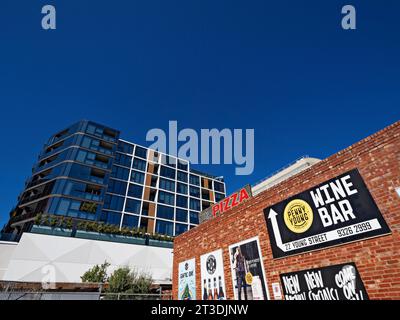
[{"x1": 3, "y1": 120, "x2": 226, "y2": 239}]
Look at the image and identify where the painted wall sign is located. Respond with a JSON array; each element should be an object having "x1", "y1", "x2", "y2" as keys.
[
  {"x1": 199, "y1": 185, "x2": 252, "y2": 224},
  {"x1": 178, "y1": 258, "x2": 196, "y2": 300},
  {"x1": 228, "y1": 237, "x2": 269, "y2": 300},
  {"x1": 200, "y1": 249, "x2": 226, "y2": 300},
  {"x1": 264, "y1": 169, "x2": 390, "y2": 258},
  {"x1": 280, "y1": 263, "x2": 368, "y2": 300}
]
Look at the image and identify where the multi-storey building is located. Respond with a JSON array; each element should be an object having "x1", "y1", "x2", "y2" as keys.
[{"x1": 3, "y1": 120, "x2": 226, "y2": 239}]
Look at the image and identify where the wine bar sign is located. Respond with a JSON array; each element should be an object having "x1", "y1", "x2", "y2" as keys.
[{"x1": 264, "y1": 169, "x2": 391, "y2": 259}]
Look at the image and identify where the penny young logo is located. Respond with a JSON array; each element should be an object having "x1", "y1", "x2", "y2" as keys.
[{"x1": 284, "y1": 199, "x2": 314, "y2": 233}]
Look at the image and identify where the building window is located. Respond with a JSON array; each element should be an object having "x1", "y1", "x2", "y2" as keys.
[
  {"x1": 122, "y1": 214, "x2": 139, "y2": 228},
  {"x1": 104, "y1": 194, "x2": 124, "y2": 211},
  {"x1": 177, "y1": 171, "x2": 188, "y2": 183},
  {"x1": 130, "y1": 170, "x2": 145, "y2": 184},
  {"x1": 158, "y1": 191, "x2": 175, "y2": 206},
  {"x1": 189, "y1": 174, "x2": 200, "y2": 186},
  {"x1": 115, "y1": 153, "x2": 132, "y2": 167},
  {"x1": 190, "y1": 211, "x2": 199, "y2": 224},
  {"x1": 175, "y1": 223, "x2": 188, "y2": 236},
  {"x1": 155, "y1": 220, "x2": 173, "y2": 236},
  {"x1": 127, "y1": 184, "x2": 143, "y2": 199},
  {"x1": 215, "y1": 192, "x2": 225, "y2": 202},
  {"x1": 161, "y1": 155, "x2": 176, "y2": 167},
  {"x1": 156, "y1": 205, "x2": 174, "y2": 220},
  {"x1": 117, "y1": 141, "x2": 134, "y2": 154},
  {"x1": 111, "y1": 166, "x2": 129, "y2": 180},
  {"x1": 135, "y1": 146, "x2": 148, "y2": 159},
  {"x1": 100, "y1": 211, "x2": 122, "y2": 226},
  {"x1": 176, "y1": 195, "x2": 188, "y2": 208},
  {"x1": 189, "y1": 186, "x2": 200, "y2": 198},
  {"x1": 189, "y1": 198, "x2": 200, "y2": 211},
  {"x1": 176, "y1": 209, "x2": 188, "y2": 222},
  {"x1": 160, "y1": 166, "x2": 175, "y2": 179},
  {"x1": 177, "y1": 161, "x2": 188, "y2": 171},
  {"x1": 133, "y1": 158, "x2": 147, "y2": 171},
  {"x1": 176, "y1": 183, "x2": 188, "y2": 195},
  {"x1": 125, "y1": 199, "x2": 141, "y2": 214},
  {"x1": 108, "y1": 179, "x2": 127, "y2": 195},
  {"x1": 214, "y1": 181, "x2": 225, "y2": 193},
  {"x1": 159, "y1": 178, "x2": 175, "y2": 192}
]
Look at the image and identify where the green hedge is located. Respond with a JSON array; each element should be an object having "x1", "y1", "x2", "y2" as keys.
[{"x1": 34, "y1": 214, "x2": 174, "y2": 243}]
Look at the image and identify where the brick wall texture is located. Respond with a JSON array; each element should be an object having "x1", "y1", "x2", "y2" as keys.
[{"x1": 172, "y1": 121, "x2": 400, "y2": 300}]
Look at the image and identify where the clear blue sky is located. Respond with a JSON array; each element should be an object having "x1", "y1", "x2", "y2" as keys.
[{"x1": 0, "y1": 1, "x2": 399, "y2": 228}]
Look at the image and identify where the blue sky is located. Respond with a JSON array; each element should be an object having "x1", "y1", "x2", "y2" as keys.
[{"x1": 0, "y1": 1, "x2": 399, "y2": 228}]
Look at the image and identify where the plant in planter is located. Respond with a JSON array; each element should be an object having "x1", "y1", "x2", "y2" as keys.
[
  {"x1": 49, "y1": 216, "x2": 58, "y2": 228},
  {"x1": 65, "y1": 218, "x2": 73, "y2": 230},
  {"x1": 34, "y1": 213, "x2": 43, "y2": 225}
]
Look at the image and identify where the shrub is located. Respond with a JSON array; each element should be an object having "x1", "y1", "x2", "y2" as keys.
[
  {"x1": 81, "y1": 261, "x2": 110, "y2": 283},
  {"x1": 106, "y1": 267, "x2": 153, "y2": 294}
]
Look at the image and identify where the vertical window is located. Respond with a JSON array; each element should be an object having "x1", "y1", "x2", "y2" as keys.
[
  {"x1": 134, "y1": 146, "x2": 148, "y2": 159},
  {"x1": 127, "y1": 184, "x2": 143, "y2": 199},
  {"x1": 156, "y1": 205, "x2": 174, "y2": 220},
  {"x1": 175, "y1": 223, "x2": 188, "y2": 236},
  {"x1": 130, "y1": 170, "x2": 145, "y2": 184},
  {"x1": 133, "y1": 158, "x2": 147, "y2": 171},
  {"x1": 190, "y1": 211, "x2": 199, "y2": 224},
  {"x1": 177, "y1": 171, "x2": 188, "y2": 183},
  {"x1": 160, "y1": 166, "x2": 175, "y2": 179},
  {"x1": 122, "y1": 214, "x2": 139, "y2": 228},
  {"x1": 176, "y1": 195, "x2": 188, "y2": 208},
  {"x1": 189, "y1": 174, "x2": 200, "y2": 186},
  {"x1": 125, "y1": 199, "x2": 141, "y2": 214},
  {"x1": 176, "y1": 209, "x2": 188, "y2": 222},
  {"x1": 176, "y1": 183, "x2": 188, "y2": 195},
  {"x1": 155, "y1": 220, "x2": 174, "y2": 236},
  {"x1": 189, "y1": 198, "x2": 200, "y2": 211},
  {"x1": 158, "y1": 191, "x2": 175, "y2": 205},
  {"x1": 159, "y1": 178, "x2": 175, "y2": 192}
]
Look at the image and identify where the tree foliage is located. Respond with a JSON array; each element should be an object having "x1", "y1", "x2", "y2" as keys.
[
  {"x1": 106, "y1": 266, "x2": 153, "y2": 294},
  {"x1": 81, "y1": 261, "x2": 110, "y2": 283}
]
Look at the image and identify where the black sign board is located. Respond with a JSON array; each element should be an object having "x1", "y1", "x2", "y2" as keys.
[
  {"x1": 280, "y1": 263, "x2": 369, "y2": 300},
  {"x1": 264, "y1": 169, "x2": 390, "y2": 258}
]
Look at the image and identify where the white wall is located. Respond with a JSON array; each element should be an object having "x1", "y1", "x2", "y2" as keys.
[
  {"x1": 0, "y1": 241, "x2": 17, "y2": 280},
  {"x1": 0, "y1": 233, "x2": 173, "y2": 284}
]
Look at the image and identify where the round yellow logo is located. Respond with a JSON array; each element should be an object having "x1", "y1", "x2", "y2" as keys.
[
  {"x1": 245, "y1": 272, "x2": 253, "y2": 285},
  {"x1": 284, "y1": 199, "x2": 313, "y2": 233}
]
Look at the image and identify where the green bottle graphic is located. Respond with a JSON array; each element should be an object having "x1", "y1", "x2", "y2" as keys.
[{"x1": 181, "y1": 284, "x2": 192, "y2": 300}]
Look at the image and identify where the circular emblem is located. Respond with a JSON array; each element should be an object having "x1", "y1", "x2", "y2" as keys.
[
  {"x1": 245, "y1": 272, "x2": 253, "y2": 285},
  {"x1": 284, "y1": 199, "x2": 313, "y2": 233},
  {"x1": 206, "y1": 255, "x2": 217, "y2": 275}
]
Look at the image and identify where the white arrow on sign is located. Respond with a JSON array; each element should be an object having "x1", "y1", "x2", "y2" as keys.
[{"x1": 268, "y1": 209, "x2": 286, "y2": 251}]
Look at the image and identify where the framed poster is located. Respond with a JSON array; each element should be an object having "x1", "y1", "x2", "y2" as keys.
[
  {"x1": 200, "y1": 249, "x2": 226, "y2": 300},
  {"x1": 178, "y1": 258, "x2": 196, "y2": 300},
  {"x1": 280, "y1": 262, "x2": 368, "y2": 300},
  {"x1": 228, "y1": 237, "x2": 269, "y2": 300},
  {"x1": 264, "y1": 169, "x2": 391, "y2": 258}
]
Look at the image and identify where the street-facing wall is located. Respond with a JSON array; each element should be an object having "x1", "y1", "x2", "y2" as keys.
[{"x1": 173, "y1": 121, "x2": 400, "y2": 300}]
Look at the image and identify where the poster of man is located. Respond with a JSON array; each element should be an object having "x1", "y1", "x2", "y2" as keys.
[{"x1": 229, "y1": 237, "x2": 269, "y2": 300}]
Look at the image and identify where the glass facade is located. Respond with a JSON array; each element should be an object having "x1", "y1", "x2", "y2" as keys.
[{"x1": 4, "y1": 120, "x2": 226, "y2": 237}]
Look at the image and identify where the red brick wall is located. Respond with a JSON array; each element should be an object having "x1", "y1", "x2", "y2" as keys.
[{"x1": 173, "y1": 121, "x2": 400, "y2": 300}]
